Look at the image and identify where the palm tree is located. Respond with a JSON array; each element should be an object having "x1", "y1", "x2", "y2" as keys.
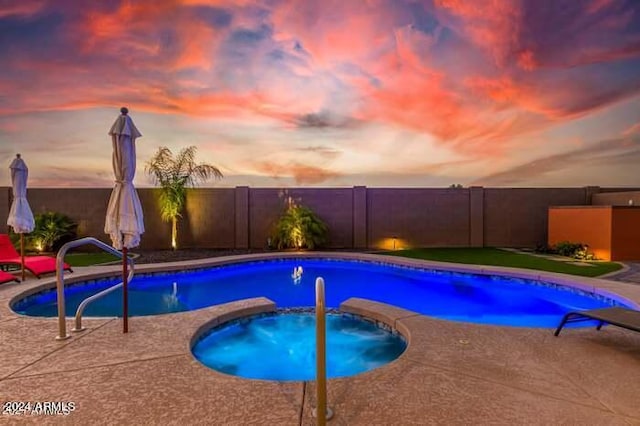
[{"x1": 145, "y1": 146, "x2": 223, "y2": 249}]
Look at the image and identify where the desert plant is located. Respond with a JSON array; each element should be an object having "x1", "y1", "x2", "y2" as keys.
[
  {"x1": 554, "y1": 241, "x2": 585, "y2": 257},
  {"x1": 145, "y1": 146, "x2": 223, "y2": 249},
  {"x1": 272, "y1": 204, "x2": 328, "y2": 249},
  {"x1": 553, "y1": 241, "x2": 596, "y2": 260},
  {"x1": 27, "y1": 212, "x2": 77, "y2": 252},
  {"x1": 573, "y1": 245, "x2": 597, "y2": 261}
]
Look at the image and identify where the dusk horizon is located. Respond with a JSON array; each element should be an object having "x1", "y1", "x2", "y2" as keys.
[{"x1": 2, "y1": 0, "x2": 640, "y2": 188}]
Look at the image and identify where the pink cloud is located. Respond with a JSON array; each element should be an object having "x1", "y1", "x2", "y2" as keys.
[
  {"x1": 434, "y1": 0, "x2": 523, "y2": 68},
  {"x1": 588, "y1": 0, "x2": 616, "y2": 14},
  {"x1": 623, "y1": 122, "x2": 640, "y2": 136},
  {"x1": 0, "y1": 121, "x2": 19, "y2": 132},
  {"x1": 0, "y1": 0, "x2": 46, "y2": 19},
  {"x1": 1, "y1": 0, "x2": 639, "y2": 179},
  {"x1": 270, "y1": 0, "x2": 405, "y2": 67},
  {"x1": 345, "y1": 27, "x2": 541, "y2": 156},
  {"x1": 432, "y1": 0, "x2": 640, "y2": 82},
  {"x1": 75, "y1": 2, "x2": 224, "y2": 71},
  {"x1": 172, "y1": 22, "x2": 219, "y2": 71}
]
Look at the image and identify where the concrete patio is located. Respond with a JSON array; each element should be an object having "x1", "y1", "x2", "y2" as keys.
[{"x1": 1, "y1": 253, "x2": 640, "y2": 425}]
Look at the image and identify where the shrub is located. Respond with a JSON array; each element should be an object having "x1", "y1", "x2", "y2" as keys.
[
  {"x1": 553, "y1": 241, "x2": 596, "y2": 260},
  {"x1": 574, "y1": 245, "x2": 597, "y2": 261},
  {"x1": 272, "y1": 204, "x2": 328, "y2": 249},
  {"x1": 27, "y1": 212, "x2": 77, "y2": 252},
  {"x1": 534, "y1": 243, "x2": 555, "y2": 254},
  {"x1": 554, "y1": 241, "x2": 584, "y2": 257}
]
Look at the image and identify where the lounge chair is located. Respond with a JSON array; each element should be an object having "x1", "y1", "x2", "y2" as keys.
[
  {"x1": 0, "y1": 270, "x2": 19, "y2": 285},
  {"x1": 0, "y1": 234, "x2": 72, "y2": 278},
  {"x1": 554, "y1": 307, "x2": 640, "y2": 336}
]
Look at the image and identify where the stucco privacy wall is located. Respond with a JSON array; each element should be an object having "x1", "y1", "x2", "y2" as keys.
[
  {"x1": 592, "y1": 191, "x2": 640, "y2": 206},
  {"x1": 0, "y1": 187, "x2": 9, "y2": 233},
  {"x1": 180, "y1": 188, "x2": 236, "y2": 249},
  {"x1": 367, "y1": 188, "x2": 470, "y2": 249},
  {"x1": 483, "y1": 188, "x2": 589, "y2": 248},
  {"x1": 2, "y1": 186, "x2": 637, "y2": 250}
]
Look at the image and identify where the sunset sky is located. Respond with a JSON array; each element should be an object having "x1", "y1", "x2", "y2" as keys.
[{"x1": 1, "y1": 0, "x2": 639, "y2": 188}]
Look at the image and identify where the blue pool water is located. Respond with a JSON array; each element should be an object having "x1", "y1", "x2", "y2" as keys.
[
  {"x1": 192, "y1": 313, "x2": 407, "y2": 381},
  {"x1": 12, "y1": 258, "x2": 628, "y2": 327}
]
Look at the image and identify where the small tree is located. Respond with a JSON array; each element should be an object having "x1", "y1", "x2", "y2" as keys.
[
  {"x1": 272, "y1": 203, "x2": 328, "y2": 249},
  {"x1": 145, "y1": 146, "x2": 223, "y2": 249},
  {"x1": 26, "y1": 212, "x2": 77, "y2": 252}
]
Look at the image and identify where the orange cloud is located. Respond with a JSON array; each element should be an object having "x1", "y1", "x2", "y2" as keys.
[
  {"x1": 465, "y1": 76, "x2": 523, "y2": 105},
  {"x1": 349, "y1": 28, "x2": 542, "y2": 156},
  {"x1": 172, "y1": 22, "x2": 219, "y2": 71},
  {"x1": 255, "y1": 161, "x2": 339, "y2": 184},
  {"x1": 79, "y1": 2, "x2": 167, "y2": 54},
  {"x1": 517, "y1": 50, "x2": 537, "y2": 71}
]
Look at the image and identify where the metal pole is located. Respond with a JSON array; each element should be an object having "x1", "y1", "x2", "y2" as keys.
[
  {"x1": 316, "y1": 277, "x2": 327, "y2": 425},
  {"x1": 20, "y1": 233, "x2": 25, "y2": 281},
  {"x1": 55, "y1": 248, "x2": 69, "y2": 340},
  {"x1": 122, "y1": 246, "x2": 128, "y2": 333}
]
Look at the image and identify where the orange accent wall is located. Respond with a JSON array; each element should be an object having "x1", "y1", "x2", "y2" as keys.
[
  {"x1": 611, "y1": 208, "x2": 640, "y2": 260},
  {"x1": 548, "y1": 206, "x2": 640, "y2": 261},
  {"x1": 548, "y1": 207, "x2": 612, "y2": 260}
]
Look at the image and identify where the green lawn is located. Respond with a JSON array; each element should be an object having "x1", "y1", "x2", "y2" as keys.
[
  {"x1": 381, "y1": 248, "x2": 623, "y2": 277},
  {"x1": 64, "y1": 252, "x2": 122, "y2": 267}
]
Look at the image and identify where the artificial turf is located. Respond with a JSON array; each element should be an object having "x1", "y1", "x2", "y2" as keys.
[
  {"x1": 64, "y1": 252, "x2": 122, "y2": 267},
  {"x1": 381, "y1": 247, "x2": 623, "y2": 277}
]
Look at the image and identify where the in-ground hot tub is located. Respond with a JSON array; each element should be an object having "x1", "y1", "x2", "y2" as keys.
[{"x1": 191, "y1": 309, "x2": 407, "y2": 381}]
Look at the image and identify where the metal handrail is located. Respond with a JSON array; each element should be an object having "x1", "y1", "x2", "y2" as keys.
[
  {"x1": 316, "y1": 277, "x2": 327, "y2": 425},
  {"x1": 72, "y1": 263, "x2": 134, "y2": 333},
  {"x1": 314, "y1": 277, "x2": 333, "y2": 424},
  {"x1": 55, "y1": 237, "x2": 134, "y2": 340}
]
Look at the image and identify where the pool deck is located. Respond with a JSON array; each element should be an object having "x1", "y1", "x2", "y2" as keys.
[{"x1": 1, "y1": 252, "x2": 640, "y2": 425}]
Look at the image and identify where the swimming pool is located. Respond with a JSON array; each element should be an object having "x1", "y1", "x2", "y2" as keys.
[
  {"x1": 11, "y1": 257, "x2": 631, "y2": 327},
  {"x1": 192, "y1": 312, "x2": 407, "y2": 381}
]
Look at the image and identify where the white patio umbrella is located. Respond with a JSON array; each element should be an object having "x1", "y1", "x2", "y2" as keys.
[
  {"x1": 7, "y1": 153, "x2": 35, "y2": 281},
  {"x1": 104, "y1": 107, "x2": 144, "y2": 333}
]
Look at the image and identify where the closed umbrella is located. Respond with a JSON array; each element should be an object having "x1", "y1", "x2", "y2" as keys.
[
  {"x1": 7, "y1": 153, "x2": 35, "y2": 281},
  {"x1": 104, "y1": 107, "x2": 144, "y2": 333}
]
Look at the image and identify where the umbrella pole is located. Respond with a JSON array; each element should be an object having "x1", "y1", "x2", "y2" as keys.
[
  {"x1": 20, "y1": 234, "x2": 25, "y2": 281},
  {"x1": 123, "y1": 246, "x2": 128, "y2": 333}
]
